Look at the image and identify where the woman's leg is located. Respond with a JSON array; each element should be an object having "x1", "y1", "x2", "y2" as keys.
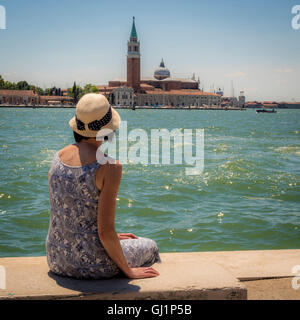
[{"x1": 120, "y1": 237, "x2": 161, "y2": 268}]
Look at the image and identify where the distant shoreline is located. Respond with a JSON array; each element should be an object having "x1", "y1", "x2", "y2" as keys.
[
  {"x1": 0, "y1": 105, "x2": 247, "y2": 110},
  {"x1": 1, "y1": 105, "x2": 299, "y2": 110}
]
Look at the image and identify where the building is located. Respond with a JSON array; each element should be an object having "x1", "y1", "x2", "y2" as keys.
[
  {"x1": 245, "y1": 101, "x2": 261, "y2": 108},
  {"x1": 98, "y1": 17, "x2": 221, "y2": 107},
  {"x1": 0, "y1": 89, "x2": 74, "y2": 106},
  {"x1": 136, "y1": 90, "x2": 220, "y2": 107},
  {"x1": 238, "y1": 91, "x2": 246, "y2": 107},
  {"x1": 221, "y1": 96, "x2": 239, "y2": 107},
  {"x1": 112, "y1": 86, "x2": 134, "y2": 107},
  {"x1": 39, "y1": 95, "x2": 74, "y2": 105},
  {"x1": 0, "y1": 90, "x2": 39, "y2": 105},
  {"x1": 278, "y1": 102, "x2": 300, "y2": 109},
  {"x1": 127, "y1": 17, "x2": 141, "y2": 92},
  {"x1": 261, "y1": 101, "x2": 279, "y2": 109}
]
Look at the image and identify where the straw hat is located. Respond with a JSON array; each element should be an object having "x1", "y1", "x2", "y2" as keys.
[{"x1": 69, "y1": 93, "x2": 121, "y2": 138}]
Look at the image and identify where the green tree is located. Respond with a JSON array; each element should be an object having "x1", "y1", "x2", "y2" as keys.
[
  {"x1": 84, "y1": 84, "x2": 99, "y2": 94},
  {"x1": 69, "y1": 82, "x2": 83, "y2": 104},
  {"x1": 45, "y1": 88, "x2": 52, "y2": 96},
  {"x1": 0, "y1": 75, "x2": 44, "y2": 95},
  {"x1": 0, "y1": 75, "x2": 4, "y2": 89},
  {"x1": 34, "y1": 87, "x2": 44, "y2": 95},
  {"x1": 3, "y1": 81, "x2": 16, "y2": 89},
  {"x1": 16, "y1": 81, "x2": 30, "y2": 90}
]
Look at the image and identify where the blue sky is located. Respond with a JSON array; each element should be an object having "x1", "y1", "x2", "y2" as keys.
[{"x1": 0, "y1": 0, "x2": 299, "y2": 101}]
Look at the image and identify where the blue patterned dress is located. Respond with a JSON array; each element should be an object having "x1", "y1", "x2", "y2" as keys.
[{"x1": 46, "y1": 151, "x2": 161, "y2": 279}]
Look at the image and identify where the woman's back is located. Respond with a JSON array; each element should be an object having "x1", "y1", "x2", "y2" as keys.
[{"x1": 46, "y1": 148, "x2": 120, "y2": 279}]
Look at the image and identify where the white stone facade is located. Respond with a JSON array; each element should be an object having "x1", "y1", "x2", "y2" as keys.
[
  {"x1": 112, "y1": 86, "x2": 134, "y2": 107},
  {"x1": 136, "y1": 93, "x2": 221, "y2": 107}
]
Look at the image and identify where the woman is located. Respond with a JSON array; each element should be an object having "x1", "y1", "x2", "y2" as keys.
[{"x1": 46, "y1": 93, "x2": 160, "y2": 279}]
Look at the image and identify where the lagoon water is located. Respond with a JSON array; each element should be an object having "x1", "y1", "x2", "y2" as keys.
[{"x1": 0, "y1": 108, "x2": 299, "y2": 257}]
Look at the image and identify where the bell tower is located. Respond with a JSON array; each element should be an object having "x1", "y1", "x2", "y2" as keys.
[{"x1": 127, "y1": 17, "x2": 141, "y2": 92}]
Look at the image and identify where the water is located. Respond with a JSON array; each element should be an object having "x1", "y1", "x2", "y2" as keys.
[{"x1": 0, "y1": 108, "x2": 299, "y2": 257}]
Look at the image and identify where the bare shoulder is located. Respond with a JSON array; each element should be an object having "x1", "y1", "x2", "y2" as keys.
[{"x1": 58, "y1": 144, "x2": 76, "y2": 155}]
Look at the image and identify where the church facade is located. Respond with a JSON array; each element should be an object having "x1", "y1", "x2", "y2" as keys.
[{"x1": 98, "y1": 18, "x2": 221, "y2": 107}]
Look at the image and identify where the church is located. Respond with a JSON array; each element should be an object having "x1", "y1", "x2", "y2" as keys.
[{"x1": 98, "y1": 17, "x2": 221, "y2": 108}]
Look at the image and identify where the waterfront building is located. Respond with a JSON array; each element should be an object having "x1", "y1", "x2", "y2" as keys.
[
  {"x1": 0, "y1": 90, "x2": 39, "y2": 105},
  {"x1": 136, "y1": 90, "x2": 220, "y2": 107},
  {"x1": 216, "y1": 88, "x2": 224, "y2": 96},
  {"x1": 153, "y1": 59, "x2": 170, "y2": 80},
  {"x1": 39, "y1": 95, "x2": 74, "y2": 105},
  {"x1": 221, "y1": 96, "x2": 239, "y2": 107},
  {"x1": 0, "y1": 89, "x2": 74, "y2": 106},
  {"x1": 238, "y1": 91, "x2": 246, "y2": 107},
  {"x1": 126, "y1": 17, "x2": 141, "y2": 92},
  {"x1": 112, "y1": 86, "x2": 134, "y2": 107},
  {"x1": 261, "y1": 101, "x2": 279, "y2": 109},
  {"x1": 278, "y1": 102, "x2": 300, "y2": 109},
  {"x1": 245, "y1": 101, "x2": 300, "y2": 109},
  {"x1": 245, "y1": 101, "x2": 261, "y2": 108},
  {"x1": 97, "y1": 17, "x2": 221, "y2": 107}
]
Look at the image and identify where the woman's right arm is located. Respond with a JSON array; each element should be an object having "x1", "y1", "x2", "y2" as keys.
[{"x1": 96, "y1": 163, "x2": 159, "y2": 279}]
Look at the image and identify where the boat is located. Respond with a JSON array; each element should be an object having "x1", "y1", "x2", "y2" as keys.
[{"x1": 256, "y1": 108, "x2": 277, "y2": 113}]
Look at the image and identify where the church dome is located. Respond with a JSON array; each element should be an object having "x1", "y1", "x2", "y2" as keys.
[{"x1": 154, "y1": 59, "x2": 170, "y2": 80}]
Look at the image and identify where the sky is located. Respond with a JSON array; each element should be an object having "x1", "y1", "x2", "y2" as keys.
[{"x1": 0, "y1": 0, "x2": 299, "y2": 101}]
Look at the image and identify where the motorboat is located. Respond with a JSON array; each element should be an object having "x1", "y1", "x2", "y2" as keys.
[{"x1": 256, "y1": 108, "x2": 277, "y2": 113}]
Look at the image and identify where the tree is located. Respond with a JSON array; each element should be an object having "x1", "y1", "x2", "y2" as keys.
[
  {"x1": 45, "y1": 88, "x2": 52, "y2": 96},
  {"x1": 70, "y1": 82, "x2": 83, "y2": 104},
  {"x1": 84, "y1": 84, "x2": 99, "y2": 94},
  {"x1": 16, "y1": 81, "x2": 30, "y2": 90},
  {"x1": 34, "y1": 87, "x2": 44, "y2": 95},
  {"x1": 0, "y1": 75, "x2": 44, "y2": 95},
  {"x1": 0, "y1": 75, "x2": 4, "y2": 89}
]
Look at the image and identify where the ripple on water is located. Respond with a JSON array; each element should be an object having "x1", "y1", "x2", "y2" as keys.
[{"x1": 1, "y1": 108, "x2": 300, "y2": 256}]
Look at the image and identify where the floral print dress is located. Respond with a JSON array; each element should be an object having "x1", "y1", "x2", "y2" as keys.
[{"x1": 46, "y1": 151, "x2": 161, "y2": 279}]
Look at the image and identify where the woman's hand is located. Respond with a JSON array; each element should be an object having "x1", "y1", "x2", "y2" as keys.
[
  {"x1": 127, "y1": 267, "x2": 160, "y2": 279},
  {"x1": 118, "y1": 233, "x2": 139, "y2": 240}
]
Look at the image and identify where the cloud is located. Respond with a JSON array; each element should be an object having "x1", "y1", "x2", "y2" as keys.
[
  {"x1": 225, "y1": 71, "x2": 246, "y2": 78},
  {"x1": 274, "y1": 68, "x2": 293, "y2": 73}
]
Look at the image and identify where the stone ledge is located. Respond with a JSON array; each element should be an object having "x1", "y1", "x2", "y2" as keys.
[
  {"x1": 245, "y1": 277, "x2": 300, "y2": 300},
  {"x1": 160, "y1": 249, "x2": 300, "y2": 281},
  {"x1": 0, "y1": 249, "x2": 299, "y2": 300},
  {"x1": 0, "y1": 254, "x2": 245, "y2": 300}
]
